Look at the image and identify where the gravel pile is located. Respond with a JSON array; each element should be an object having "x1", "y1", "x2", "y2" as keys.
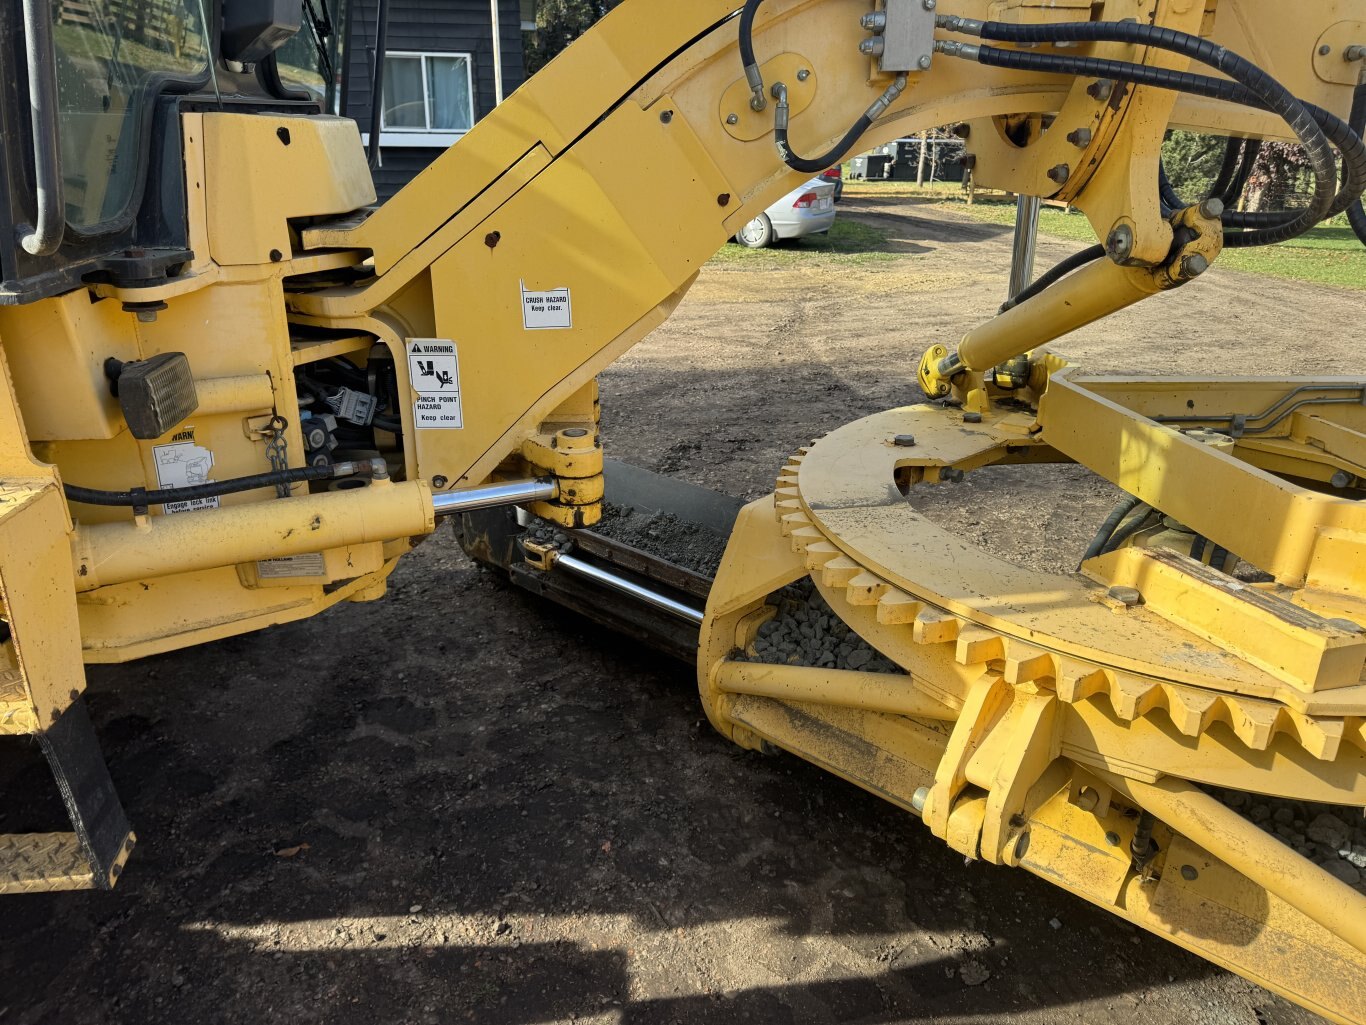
[
  {"x1": 589, "y1": 502, "x2": 729, "y2": 577},
  {"x1": 1212, "y1": 788, "x2": 1366, "y2": 894},
  {"x1": 745, "y1": 579, "x2": 903, "y2": 674},
  {"x1": 523, "y1": 519, "x2": 574, "y2": 552}
]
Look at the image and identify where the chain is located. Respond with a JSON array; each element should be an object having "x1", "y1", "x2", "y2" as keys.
[{"x1": 265, "y1": 415, "x2": 290, "y2": 498}]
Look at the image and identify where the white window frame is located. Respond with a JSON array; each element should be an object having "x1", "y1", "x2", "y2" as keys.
[{"x1": 366, "y1": 50, "x2": 476, "y2": 148}]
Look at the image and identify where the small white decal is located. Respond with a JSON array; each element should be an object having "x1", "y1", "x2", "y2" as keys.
[
  {"x1": 257, "y1": 552, "x2": 327, "y2": 579},
  {"x1": 520, "y1": 281, "x2": 572, "y2": 330},
  {"x1": 152, "y1": 435, "x2": 219, "y2": 514},
  {"x1": 407, "y1": 339, "x2": 463, "y2": 430}
]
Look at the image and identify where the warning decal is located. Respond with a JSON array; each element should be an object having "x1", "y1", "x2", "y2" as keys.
[
  {"x1": 407, "y1": 339, "x2": 463, "y2": 430},
  {"x1": 152, "y1": 435, "x2": 219, "y2": 514},
  {"x1": 520, "y1": 282, "x2": 572, "y2": 330}
]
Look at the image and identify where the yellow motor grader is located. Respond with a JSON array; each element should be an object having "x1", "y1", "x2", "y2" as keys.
[{"x1": 0, "y1": 0, "x2": 1364, "y2": 1019}]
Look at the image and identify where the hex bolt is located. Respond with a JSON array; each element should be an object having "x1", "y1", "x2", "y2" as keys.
[
  {"x1": 923, "y1": 0, "x2": 936, "y2": 8},
  {"x1": 1347, "y1": 45, "x2": 1366, "y2": 62},
  {"x1": 432, "y1": 475, "x2": 449, "y2": 488},
  {"x1": 717, "y1": 193, "x2": 732, "y2": 207},
  {"x1": 1107, "y1": 585, "x2": 1143, "y2": 608},
  {"x1": 726, "y1": 113, "x2": 739, "y2": 125},
  {"x1": 860, "y1": 11, "x2": 887, "y2": 31},
  {"x1": 860, "y1": 36, "x2": 886, "y2": 56},
  {"x1": 918, "y1": 54, "x2": 932, "y2": 69},
  {"x1": 1320, "y1": 44, "x2": 1333, "y2": 56},
  {"x1": 1181, "y1": 864, "x2": 1199, "y2": 881},
  {"x1": 1181, "y1": 254, "x2": 1210, "y2": 278},
  {"x1": 659, "y1": 109, "x2": 674, "y2": 124},
  {"x1": 1105, "y1": 831, "x2": 1121, "y2": 847},
  {"x1": 1106, "y1": 224, "x2": 1134, "y2": 261},
  {"x1": 1086, "y1": 78, "x2": 1115, "y2": 102},
  {"x1": 1198, "y1": 197, "x2": 1225, "y2": 220},
  {"x1": 796, "y1": 68, "x2": 811, "y2": 82},
  {"x1": 893, "y1": 434, "x2": 917, "y2": 447},
  {"x1": 1066, "y1": 127, "x2": 1092, "y2": 148},
  {"x1": 963, "y1": 411, "x2": 983, "y2": 424},
  {"x1": 1047, "y1": 163, "x2": 1071, "y2": 185},
  {"x1": 1331, "y1": 470, "x2": 1353, "y2": 489},
  {"x1": 1075, "y1": 788, "x2": 1100, "y2": 812}
]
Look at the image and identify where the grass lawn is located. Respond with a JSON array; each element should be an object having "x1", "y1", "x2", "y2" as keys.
[
  {"x1": 707, "y1": 218, "x2": 898, "y2": 269},
  {"x1": 844, "y1": 180, "x2": 1366, "y2": 291}
]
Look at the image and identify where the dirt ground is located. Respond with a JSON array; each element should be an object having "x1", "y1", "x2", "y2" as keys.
[{"x1": 3, "y1": 195, "x2": 1364, "y2": 1025}]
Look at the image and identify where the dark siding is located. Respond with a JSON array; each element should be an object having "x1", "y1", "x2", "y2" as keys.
[{"x1": 345, "y1": 0, "x2": 526, "y2": 200}]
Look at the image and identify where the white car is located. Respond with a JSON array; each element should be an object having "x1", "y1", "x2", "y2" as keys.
[{"x1": 734, "y1": 177, "x2": 838, "y2": 248}]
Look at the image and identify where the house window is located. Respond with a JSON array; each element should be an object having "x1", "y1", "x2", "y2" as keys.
[{"x1": 380, "y1": 52, "x2": 475, "y2": 142}]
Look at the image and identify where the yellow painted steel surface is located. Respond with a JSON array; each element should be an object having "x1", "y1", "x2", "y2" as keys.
[{"x1": 0, "y1": 1, "x2": 1359, "y2": 1011}]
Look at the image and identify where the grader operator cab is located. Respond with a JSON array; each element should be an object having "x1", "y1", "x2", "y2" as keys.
[{"x1": 0, "y1": 0, "x2": 1364, "y2": 1019}]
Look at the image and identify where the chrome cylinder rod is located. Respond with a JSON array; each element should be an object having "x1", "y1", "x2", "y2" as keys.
[
  {"x1": 554, "y1": 552, "x2": 705, "y2": 625},
  {"x1": 1008, "y1": 194, "x2": 1041, "y2": 300},
  {"x1": 431, "y1": 479, "x2": 557, "y2": 517}
]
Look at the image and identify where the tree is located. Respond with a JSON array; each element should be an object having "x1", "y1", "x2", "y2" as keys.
[
  {"x1": 525, "y1": 0, "x2": 623, "y2": 75},
  {"x1": 1161, "y1": 131, "x2": 1227, "y2": 201},
  {"x1": 1245, "y1": 141, "x2": 1313, "y2": 213}
]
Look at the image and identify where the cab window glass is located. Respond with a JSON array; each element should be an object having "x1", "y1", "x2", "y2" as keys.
[{"x1": 51, "y1": 0, "x2": 209, "y2": 229}]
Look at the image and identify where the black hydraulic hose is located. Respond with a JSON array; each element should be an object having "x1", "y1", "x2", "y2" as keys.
[
  {"x1": 1101, "y1": 505, "x2": 1158, "y2": 555},
  {"x1": 1001, "y1": 243, "x2": 1106, "y2": 313},
  {"x1": 738, "y1": 0, "x2": 768, "y2": 111},
  {"x1": 944, "y1": 21, "x2": 1346, "y2": 247},
  {"x1": 1350, "y1": 80, "x2": 1366, "y2": 246},
  {"x1": 1082, "y1": 494, "x2": 1143, "y2": 562},
  {"x1": 64, "y1": 466, "x2": 340, "y2": 507},
  {"x1": 1207, "y1": 137, "x2": 1245, "y2": 203},
  {"x1": 776, "y1": 114, "x2": 873, "y2": 174},
  {"x1": 1220, "y1": 139, "x2": 1260, "y2": 207},
  {"x1": 960, "y1": 45, "x2": 1364, "y2": 247}
]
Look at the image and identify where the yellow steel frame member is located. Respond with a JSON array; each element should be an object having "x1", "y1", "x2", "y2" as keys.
[{"x1": 0, "y1": 0, "x2": 1360, "y2": 1014}]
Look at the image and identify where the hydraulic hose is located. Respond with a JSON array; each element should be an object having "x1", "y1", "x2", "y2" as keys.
[
  {"x1": 738, "y1": 0, "x2": 769, "y2": 111},
  {"x1": 938, "y1": 20, "x2": 1347, "y2": 247},
  {"x1": 1350, "y1": 79, "x2": 1366, "y2": 246},
  {"x1": 772, "y1": 76, "x2": 907, "y2": 175},
  {"x1": 952, "y1": 44, "x2": 1364, "y2": 247},
  {"x1": 1082, "y1": 494, "x2": 1142, "y2": 562},
  {"x1": 64, "y1": 462, "x2": 379, "y2": 507},
  {"x1": 1000, "y1": 244, "x2": 1105, "y2": 313}
]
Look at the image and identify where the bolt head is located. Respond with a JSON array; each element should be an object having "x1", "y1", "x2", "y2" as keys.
[
  {"x1": 796, "y1": 68, "x2": 811, "y2": 81},
  {"x1": 923, "y1": 0, "x2": 936, "y2": 8},
  {"x1": 1106, "y1": 224, "x2": 1134, "y2": 260},
  {"x1": 1198, "y1": 197, "x2": 1225, "y2": 220},
  {"x1": 432, "y1": 475, "x2": 449, "y2": 488},
  {"x1": 918, "y1": 54, "x2": 932, "y2": 69},
  {"x1": 1180, "y1": 864, "x2": 1199, "y2": 881},
  {"x1": 1320, "y1": 44, "x2": 1333, "y2": 56},
  {"x1": 726, "y1": 113, "x2": 739, "y2": 125},
  {"x1": 1181, "y1": 254, "x2": 1210, "y2": 278},
  {"x1": 963, "y1": 412, "x2": 983, "y2": 424},
  {"x1": 659, "y1": 109, "x2": 674, "y2": 124},
  {"x1": 1331, "y1": 470, "x2": 1353, "y2": 489},
  {"x1": 1086, "y1": 78, "x2": 1114, "y2": 102},
  {"x1": 1067, "y1": 127, "x2": 1092, "y2": 148},
  {"x1": 893, "y1": 434, "x2": 917, "y2": 447},
  {"x1": 1105, "y1": 831, "x2": 1121, "y2": 847},
  {"x1": 1047, "y1": 163, "x2": 1071, "y2": 185}
]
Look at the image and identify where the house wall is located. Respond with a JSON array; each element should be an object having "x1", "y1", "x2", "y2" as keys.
[{"x1": 345, "y1": 0, "x2": 526, "y2": 200}]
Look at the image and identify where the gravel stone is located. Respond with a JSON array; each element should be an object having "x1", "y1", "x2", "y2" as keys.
[{"x1": 1306, "y1": 813, "x2": 1351, "y2": 849}]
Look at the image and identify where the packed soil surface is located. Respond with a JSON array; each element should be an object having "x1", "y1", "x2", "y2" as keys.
[{"x1": 3, "y1": 194, "x2": 1364, "y2": 1025}]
